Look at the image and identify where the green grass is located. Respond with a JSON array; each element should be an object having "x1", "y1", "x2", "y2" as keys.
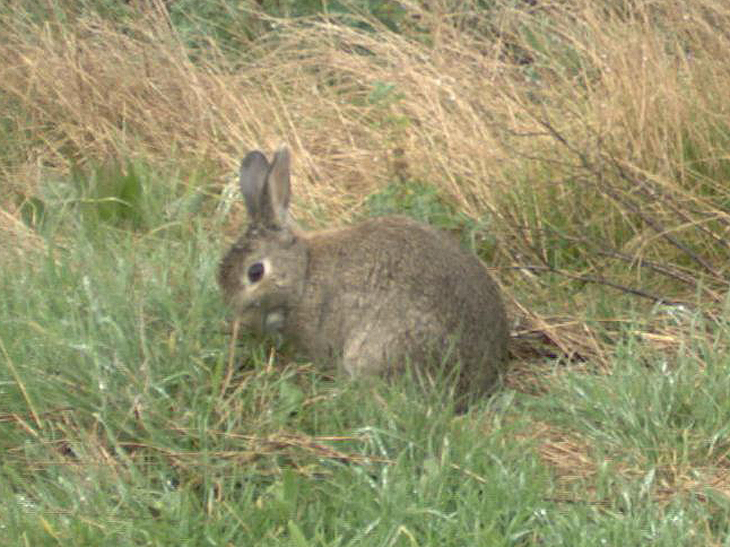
[{"x1": 2, "y1": 165, "x2": 730, "y2": 545}]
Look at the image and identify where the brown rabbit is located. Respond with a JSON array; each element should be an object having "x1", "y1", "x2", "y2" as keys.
[{"x1": 219, "y1": 147, "x2": 509, "y2": 400}]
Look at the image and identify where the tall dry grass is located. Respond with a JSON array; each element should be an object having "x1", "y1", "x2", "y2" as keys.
[{"x1": 1, "y1": 0, "x2": 729, "y2": 365}]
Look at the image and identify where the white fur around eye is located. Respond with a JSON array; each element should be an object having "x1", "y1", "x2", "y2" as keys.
[{"x1": 241, "y1": 258, "x2": 272, "y2": 288}]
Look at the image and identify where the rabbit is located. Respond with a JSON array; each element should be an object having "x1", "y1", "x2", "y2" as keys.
[{"x1": 218, "y1": 146, "x2": 509, "y2": 400}]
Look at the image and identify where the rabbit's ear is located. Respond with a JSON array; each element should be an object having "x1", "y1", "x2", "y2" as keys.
[
  {"x1": 240, "y1": 150, "x2": 271, "y2": 221},
  {"x1": 239, "y1": 146, "x2": 292, "y2": 228},
  {"x1": 265, "y1": 146, "x2": 292, "y2": 227}
]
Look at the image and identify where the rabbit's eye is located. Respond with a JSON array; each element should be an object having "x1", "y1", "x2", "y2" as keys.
[{"x1": 247, "y1": 262, "x2": 265, "y2": 283}]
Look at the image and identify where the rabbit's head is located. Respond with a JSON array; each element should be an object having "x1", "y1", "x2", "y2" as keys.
[{"x1": 218, "y1": 147, "x2": 308, "y2": 336}]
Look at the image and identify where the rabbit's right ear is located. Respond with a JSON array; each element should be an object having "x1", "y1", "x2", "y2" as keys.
[{"x1": 240, "y1": 150, "x2": 271, "y2": 222}]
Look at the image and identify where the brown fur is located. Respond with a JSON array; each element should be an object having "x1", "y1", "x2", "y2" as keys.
[{"x1": 219, "y1": 147, "x2": 509, "y2": 401}]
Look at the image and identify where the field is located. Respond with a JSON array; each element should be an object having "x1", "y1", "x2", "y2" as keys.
[{"x1": 2, "y1": 0, "x2": 730, "y2": 544}]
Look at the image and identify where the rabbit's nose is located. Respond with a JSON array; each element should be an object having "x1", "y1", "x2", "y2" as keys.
[{"x1": 264, "y1": 310, "x2": 285, "y2": 333}]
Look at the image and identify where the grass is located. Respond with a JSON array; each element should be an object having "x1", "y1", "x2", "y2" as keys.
[
  {"x1": 3, "y1": 209, "x2": 729, "y2": 543},
  {"x1": 2, "y1": 0, "x2": 730, "y2": 544}
]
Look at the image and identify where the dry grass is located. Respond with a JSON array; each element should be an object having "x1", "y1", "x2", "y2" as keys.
[
  {"x1": 1, "y1": 1, "x2": 729, "y2": 365},
  {"x1": 535, "y1": 419, "x2": 730, "y2": 508}
]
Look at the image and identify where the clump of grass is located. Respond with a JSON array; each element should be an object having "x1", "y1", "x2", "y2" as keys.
[
  {"x1": 0, "y1": 195, "x2": 546, "y2": 542},
  {"x1": 3, "y1": 0, "x2": 730, "y2": 543}
]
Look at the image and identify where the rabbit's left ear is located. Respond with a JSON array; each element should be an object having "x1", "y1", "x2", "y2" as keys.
[{"x1": 265, "y1": 146, "x2": 291, "y2": 227}]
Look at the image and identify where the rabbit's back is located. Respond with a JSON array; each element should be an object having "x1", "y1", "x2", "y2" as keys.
[{"x1": 286, "y1": 215, "x2": 509, "y2": 393}]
